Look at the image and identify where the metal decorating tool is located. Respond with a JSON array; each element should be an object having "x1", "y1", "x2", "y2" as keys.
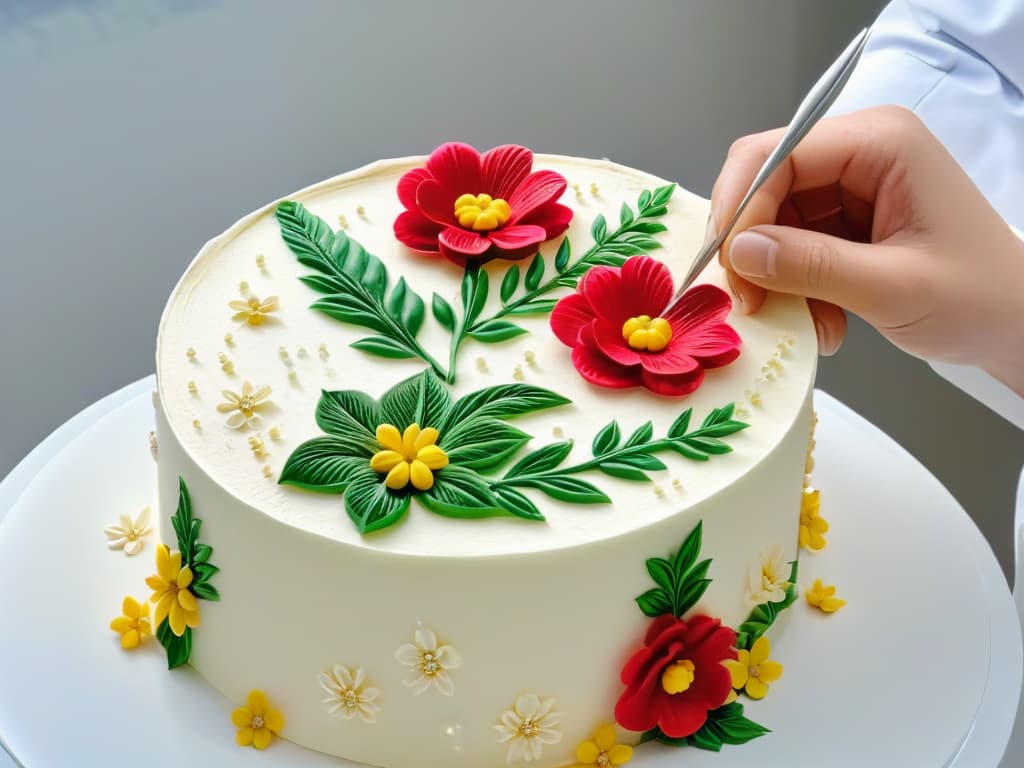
[{"x1": 665, "y1": 26, "x2": 870, "y2": 311}]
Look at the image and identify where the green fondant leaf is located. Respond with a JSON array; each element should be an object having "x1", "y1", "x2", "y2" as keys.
[
  {"x1": 442, "y1": 384, "x2": 570, "y2": 431},
  {"x1": 461, "y1": 266, "x2": 489, "y2": 326},
  {"x1": 524, "y1": 253, "x2": 544, "y2": 291},
  {"x1": 635, "y1": 588, "x2": 673, "y2": 617},
  {"x1": 491, "y1": 486, "x2": 545, "y2": 521},
  {"x1": 683, "y1": 436, "x2": 731, "y2": 455},
  {"x1": 420, "y1": 466, "x2": 507, "y2": 519},
  {"x1": 619, "y1": 202, "x2": 635, "y2": 228},
  {"x1": 650, "y1": 184, "x2": 676, "y2": 207},
  {"x1": 380, "y1": 370, "x2": 451, "y2": 429},
  {"x1": 668, "y1": 408, "x2": 692, "y2": 438},
  {"x1": 350, "y1": 336, "x2": 416, "y2": 359},
  {"x1": 505, "y1": 299, "x2": 558, "y2": 316},
  {"x1": 192, "y1": 543, "x2": 213, "y2": 564},
  {"x1": 597, "y1": 461, "x2": 649, "y2": 482},
  {"x1": 624, "y1": 420, "x2": 654, "y2": 448},
  {"x1": 672, "y1": 520, "x2": 702, "y2": 578},
  {"x1": 384, "y1": 276, "x2": 426, "y2": 337},
  {"x1": 644, "y1": 702, "x2": 768, "y2": 752},
  {"x1": 554, "y1": 237, "x2": 570, "y2": 273},
  {"x1": 591, "y1": 213, "x2": 608, "y2": 244},
  {"x1": 500, "y1": 265, "x2": 520, "y2": 304},
  {"x1": 638, "y1": 189, "x2": 653, "y2": 209},
  {"x1": 503, "y1": 440, "x2": 574, "y2": 478},
  {"x1": 310, "y1": 294, "x2": 390, "y2": 334},
  {"x1": 675, "y1": 578, "x2": 712, "y2": 617},
  {"x1": 298, "y1": 274, "x2": 348, "y2": 295},
  {"x1": 469, "y1": 320, "x2": 528, "y2": 344},
  {"x1": 615, "y1": 453, "x2": 667, "y2": 471},
  {"x1": 276, "y1": 201, "x2": 336, "y2": 274},
  {"x1": 630, "y1": 221, "x2": 669, "y2": 235},
  {"x1": 156, "y1": 619, "x2": 192, "y2": 670},
  {"x1": 192, "y1": 561, "x2": 219, "y2": 582},
  {"x1": 331, "y1": 229, "x2": 388, "y2": 299},
  {"x1": 591, "y1": 421, "x2": 621, "y2": 456},
  {"x1": 191, "y1": 582, "x2": 220, "y2": 601},
  {"x1": 317, "y1": 389, "x2": 382, "y2": 437},
  {"x1": 514, "y1": 475, "x2": 610, "y2": 504},
  {"x1": 442, "y1": 418, "x2": 531, "y2": 471},
  {"x1": 668, "y1": 442, "x2": 711, "y2": 461},
  {"x1": 171, "y1": 477, "x2": 195, "y2": 559},
  {"x1": 431, "y1": 292, "x2": 456, "y2": 331},
  {"x1": 645, "y1": 557, "x2": 675, "y2": 591},
  {"x1": 279, "y1": 439, "x2": 369, "y2": 493},
  {"x1": 343, "y1": 473, "x2": 410, "y2": 534}
]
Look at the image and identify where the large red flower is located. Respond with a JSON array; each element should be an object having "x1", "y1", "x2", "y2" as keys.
[
  {"x1": 615, "y1": 614, "x2": 737, "y2": 738},
  {"x1": 393, "y1": 142, "x2": 573, "y2": 266},
  {"x1": 550, "y1": 256, "x2": 741, "y2": 396}
]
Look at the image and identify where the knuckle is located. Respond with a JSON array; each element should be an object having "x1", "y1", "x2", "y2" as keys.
[
  {"x1": 801, "y1": 240, "x2": 840, "y2": 291},
  {"x1": 876, "y1": 104, "x2": 924, "y2": 137}
]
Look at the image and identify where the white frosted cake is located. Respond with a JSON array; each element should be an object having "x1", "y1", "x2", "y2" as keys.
[{"x1": 146, "y1": 143, "x2": 816, "y2": 767}]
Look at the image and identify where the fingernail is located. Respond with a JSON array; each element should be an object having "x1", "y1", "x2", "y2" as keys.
[
  {"x1": 705, "y1": 211, "x2": 718, "y2": 243},
  {"x1": 726, "y1": 272, "x2": 745, "y2": 309},
  {"x1": 814, "y1": 318, "x2": 832, "y2": 354},
  {"x1": 730, "y1": 231, "x2": 777, "y2": 278}
]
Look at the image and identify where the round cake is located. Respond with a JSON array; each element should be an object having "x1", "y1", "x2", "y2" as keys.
[{"x1": 152, "y1": 144, "x2": 816, "y2": 767}]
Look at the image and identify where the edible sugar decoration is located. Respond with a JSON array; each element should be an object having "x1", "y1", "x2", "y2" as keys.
[
  {"x1": 746, "y1": 546, "x2": 791, "y2": 606},
  {"x1": 104, "y1": 507, "x2": 153, "y2": 556},
  {"x1": 338, "y1": 214, "x2": 350, "y2": 229},
  {"x1": 590, "y1": 182, "x2": 599, "y2": 196},
  {"x1": 573, "y1": 724, "x2": 633, "y2": 768},
  {"x1": 248, "y1": 435, "x2": 269, "y2": 458},
  {"x1": 262, "y1": 464, "x2": 274, "y2": 478},
  {"x1": 552, "y1": 426, "x2": 564, "y2": 438},
  {"x1": 653, "y1": 484, "x2": 665, "y2": 497},
  {"x1": 512, "y1": 364, "x2": 525, "y2": 382},
  {"x1": 239, "y1": 281, "x2": 249, "y2": 295},
  {"x1": 229, "y1": 294, "x2": 279, "y2": 326},
  {"x1": 799, "y1": 489, "x2": 827, "y2": 551},
  {"x1": 232, "y1": 689, "x2": 285, "y2": 750},
  {"x1": 805, "y1": 579, "x2": 846, "y2": 613},
  {"x1": 187, "y1": 380, "x2": 197, "y2": 394},
  {"x1": 256, "y1": 254, "x2": 267, "y2": 270},
  {"x1": 475, "y1": 356, "x2": 489, "y2": 373},
  {"x1": 186, "y1": 347, "x2": 197, "y2": 361},
  {"x1": 297, "y1": 346, "x2": 309, "y2": 358},
  {"x1": 148, "y1": 431, "x2": 159, "y2": 461},
  {"x1": 318, "y1": 343, "x2": 329, "y2": 361},
  {"x1": 109, "y1": 596, "x2": 152, "y2": 651},
  {"x1": 671, "y1": 477, "x2": 683, "y2": 491},
  {"x1": 192, "y1": 419, "x2": 202, "y2": 430},
  {"x1": 356, "y1": 204, "x2": 366, "y2": 217},
  {"x1": 218, "y1": 381, "x2": 272, "y2": 429},
  {"x1": 394, "y1": 626, "x2": 462, "y2": 696},
  {"x1": 493, "y1": 694, "x2": 562, "y2": 764},
  {"x1": 268, "y1": 426, "x2": 282, "y2": 440},
  {"x1": 224, "y1": 332, "x2": 234, "y2": 346},
  {"x1": 723, "y1": 636, "x2": 784, "y2": 701},
  {"x1": 318, "y1": 665, "x2": 381, "y2": 723},
  {"x1": 524, "y1": 350, "x2": 537, "y2": 367}
]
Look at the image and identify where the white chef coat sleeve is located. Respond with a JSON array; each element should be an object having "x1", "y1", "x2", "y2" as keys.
[{"x1": 827, "y1": 0, "x2": 1024, "y2": 430}]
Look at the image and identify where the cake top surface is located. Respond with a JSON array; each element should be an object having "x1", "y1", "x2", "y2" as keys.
[{"x1": 156, "y1": 149, "x2": 816, "y2": 557}]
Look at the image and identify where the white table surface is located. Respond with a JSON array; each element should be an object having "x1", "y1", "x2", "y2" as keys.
[{"x1": 0, "y1": 378, "x2": 1020, "y2": 768}]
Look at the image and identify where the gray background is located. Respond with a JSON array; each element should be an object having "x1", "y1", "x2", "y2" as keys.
[{"x1": 1, "y1": 0, "x2": 1022, "y2": 579}]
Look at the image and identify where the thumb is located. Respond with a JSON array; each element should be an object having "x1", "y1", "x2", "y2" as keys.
[{"x1": 725, "y1": 225, "x2": 899, "y2": 319}]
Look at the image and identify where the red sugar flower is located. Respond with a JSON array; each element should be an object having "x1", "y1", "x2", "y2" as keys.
[
  {"x1": 549, "y1": 256, "x2": 741, "y2": 396},
  {"x1": 394, "y1": 142, "x2": 573, "y2": 266},
  {"x1": 615, "y1": 614, "x2": 737, "y2": 738}
]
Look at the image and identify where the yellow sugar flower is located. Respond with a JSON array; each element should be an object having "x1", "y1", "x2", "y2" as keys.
[
  {"x1": 109, "y1": 596, "x2": 152, "y2": 650},
  {"x1": 369, "y1": 423, "x2": 449, "y2": 491},
  {"x1": 217, "y1": 380, "x2": 272, "y2": 430},
  {"x1": 574, "y1": 723, "x2": 633, "y2": 766},
  {"x1": 805, "y1": 578, "x2": 847, "y2": 613},
  {"x1": 799, "y1": 489, "x2": 828, "y2": 551},
  {"x1": 145, "y1": 543, "x2": 201, "y2": 637},
  {"x1": 232, "y1": 689, "x2": 285, "y2": 749},
  {"x1": 229, "y1": 294, "x2": 279, "y2": 325},
  {"x1": 723, "y1": 636, "x2": 783, "y2": 700}
]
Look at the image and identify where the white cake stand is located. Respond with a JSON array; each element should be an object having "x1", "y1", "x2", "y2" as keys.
[{"x1": 0, "y1": 378, "x2": 1020, "y2": 767}]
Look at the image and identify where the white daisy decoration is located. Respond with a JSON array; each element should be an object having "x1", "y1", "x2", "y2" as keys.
[
  {"x1": 103, "y1": 507, "x2": 153, "y2": 556},
  {"x1": 217, "y1": 381, "x2": 272, "y2": 430},
  {"x1": 493, "y1": 693, "x2": 561, "y2": 764},
  {"x1": 746, "y1": 544, "x2": 791, "y2": 606},
  {"x1": 318, "y1": 665, "x2": 381, "y2": 724},
  {"x1": 395, "y1": 626, "x2": 462, "y2": 696}
]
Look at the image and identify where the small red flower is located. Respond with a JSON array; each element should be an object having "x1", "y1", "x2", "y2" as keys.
[
  {"x1": 549, "y1": 256, "x2": 741, "y2": 396},
  {"x1": 615, "y1": 614, "x2": 737, "y2": 738},
  {"x1": 394, "y1": 142, "x2": 573, "y2": 267}
]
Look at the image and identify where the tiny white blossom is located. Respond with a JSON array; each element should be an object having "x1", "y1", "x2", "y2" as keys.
[
  {"x1": 747, "y1": 545, "x2": 790, "y2": 606},
  {"x1": 103, "y1": 507, "x2": 152, "y2": 556},
  {"x1": 395, "y1": 626, "x2": 462, "y2": 696},
  {"x1": 318, "y1": 665, "x2": 381, "y2": 724},
  {"x1": 493, "y1": 693, "x2": 561, "y2": 763}
]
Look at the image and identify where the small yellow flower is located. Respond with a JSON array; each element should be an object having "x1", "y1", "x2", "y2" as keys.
[
  {"x1": 109, "y1": 596, "x2": 152, "y2": 650},
  {"x1": 145, "y1": 544, "x2": 201, "y2": 637},
  {"x1": 217, "y1": 381, "x2": 272, "y2": 430},
  {"x1": 723, "y1": 636, "x2": 783, "y2": 700},
  {"x1": 232, "y1": 689, "x2": 285, "y2": 750},
  {"x1": 229, "y1": 294, "x2": 279, "y2": 325},
  {"x1": 574, "y1": 723, "x2": 633, "y2": 766},
  {"x1": 805, "y1": 578, "x2": 847, "y2": 613},
  {"x1": 799, "y1": 489, "x2": 828, "y2": 551},
  {"x1": 369, "y1": 423, "x2": 449, "y2": 491}
]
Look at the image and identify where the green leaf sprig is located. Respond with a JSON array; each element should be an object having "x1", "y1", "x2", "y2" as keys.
[
  {"x1": 633, "y1": 521, "x2": 712, "y2": 618},
  {"x1": 640, "y1": 702, "x2": 770, "y2": 751},
  {"x1": 488, "y1": 404, "x2": 748, "y2": 517},
  {"x1": 158, "y1": 478, "x2": 220, "y2": 670}
]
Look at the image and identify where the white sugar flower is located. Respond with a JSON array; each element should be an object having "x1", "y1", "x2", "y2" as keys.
[
  {"x1": 493, "y1": 693, "x2": 561, "y2": 763},
  {"x1": 217, "y1": 381, "x2": 272, "y2": 429},
  {"x1": 395, "y1": 626, "x2": 462, "y2": 696},
  {"x1": 103, "y1": 507, "x2": 152, "y2": 556},
  {"x1": 747, "y1": 545, "x2": 791, "y2": 606},
  {"x1": 318, "y1": 665, "x2": 381, "y2": 724}
]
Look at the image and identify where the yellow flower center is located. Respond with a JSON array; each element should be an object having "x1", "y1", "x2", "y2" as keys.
[
  {"x1": 369, "y1": 423, "x2": 450, "y2": 491},
  {"x1": 519, "y1": 718, "x2": 539, "y2": 738},
  {"x1": 622, "y1": 315, "x2": 673, "y2": 352},
  {"x1": 749, "y1": 664, "x2": 761, "y2": 679},
  {"x1": 597, "y1": 754, "x2": 611, "y2": 768},
  {"x1": 420, "y1": 651, "x2": 440, "y2": 677},
  {"x1": 251, "y1": 715, "x2": 265, "y2": 729},
  {"x1": 661, "y1": 658, "x2": 696, "y2": 694},
  {"x1": 454, "y1": 193, "x2": 512, "y2": 232}
]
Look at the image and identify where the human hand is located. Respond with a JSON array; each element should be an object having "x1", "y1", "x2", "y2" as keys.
[{"x1": 712, "y1": 105, "x2": 1024, "y2": 394}]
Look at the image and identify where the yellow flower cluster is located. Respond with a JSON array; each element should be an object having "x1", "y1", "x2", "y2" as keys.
[
  {"x1": 145, "y1": 543, "x2": 201, "y2": 637},
  {"x1": 370, "y1": 423, "x2": 449, "y2": 491}
]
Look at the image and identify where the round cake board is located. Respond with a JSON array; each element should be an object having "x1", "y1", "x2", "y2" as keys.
[{"x1": 0, "y1": 381, "x2": 1005, "y2": 767}]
